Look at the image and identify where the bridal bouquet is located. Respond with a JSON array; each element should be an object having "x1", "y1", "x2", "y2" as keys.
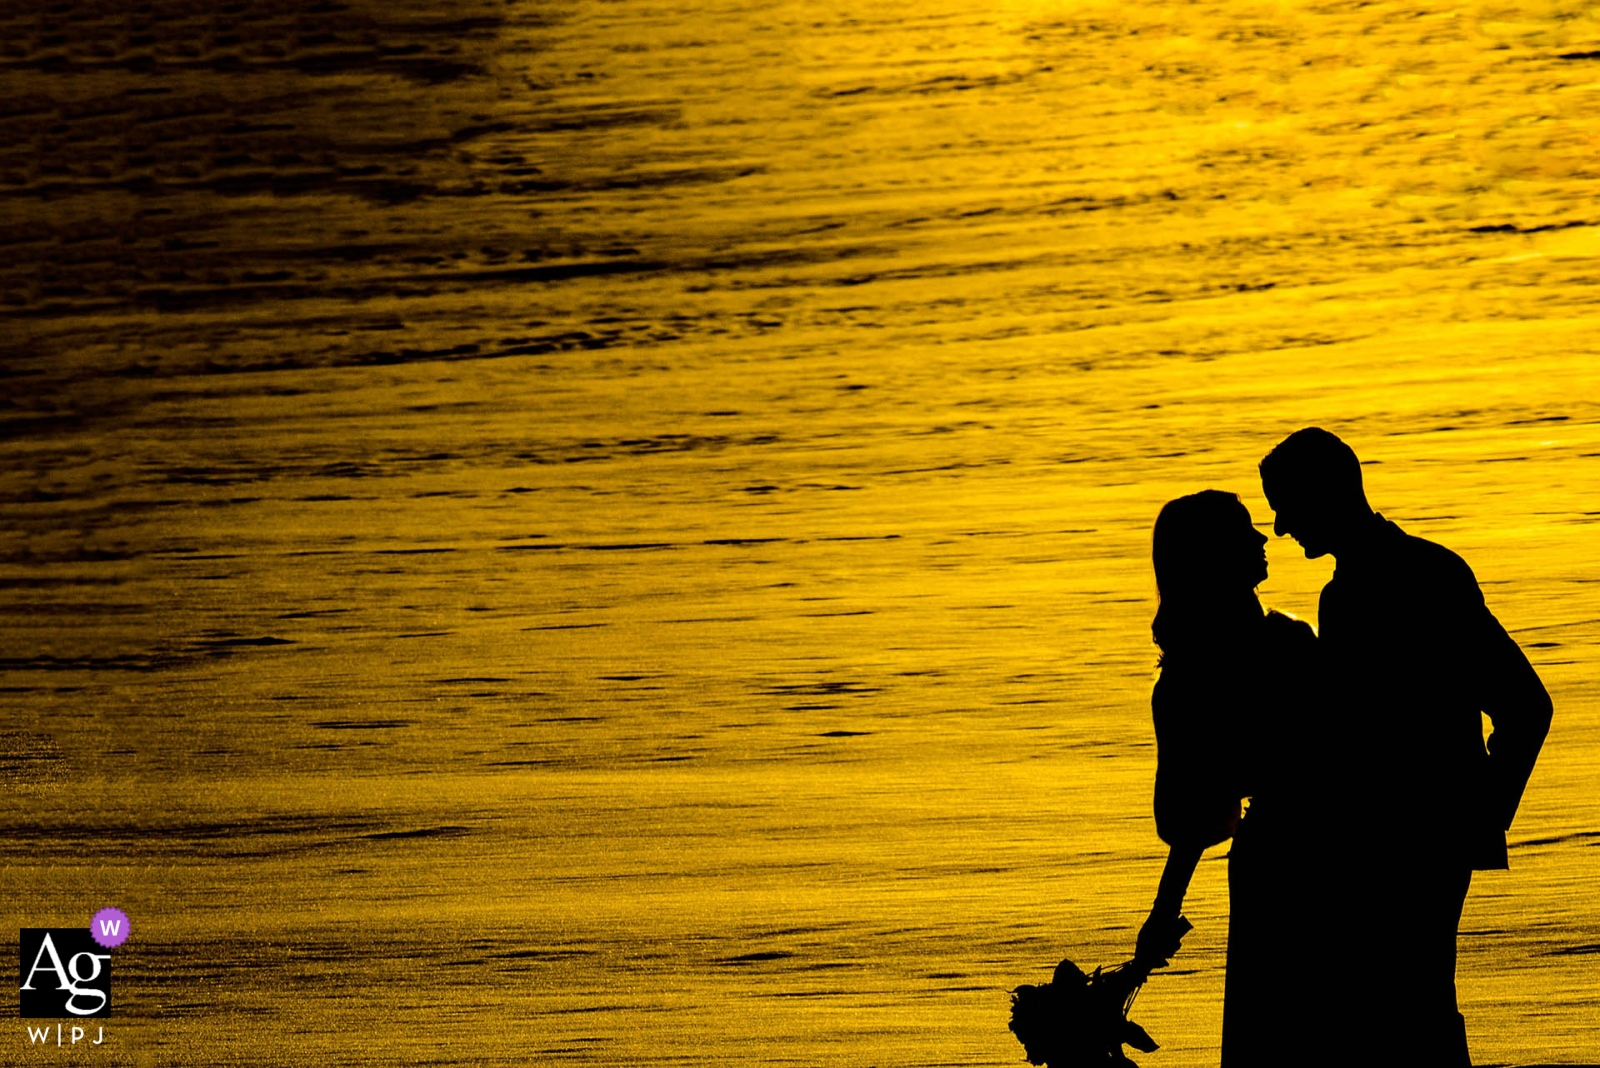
[{"x1": 1007, "y1": 917, "x2": 1191, "y2": 1067}]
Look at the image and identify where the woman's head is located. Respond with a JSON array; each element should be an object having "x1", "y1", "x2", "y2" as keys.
[{"x1": 1151, "y1": 490, "x2": 1268, "y2": 655}]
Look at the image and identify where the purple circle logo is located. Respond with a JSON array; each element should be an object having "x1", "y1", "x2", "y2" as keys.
[{"x1": 90, "y1": 907, "x2": 130, "y2": 949}]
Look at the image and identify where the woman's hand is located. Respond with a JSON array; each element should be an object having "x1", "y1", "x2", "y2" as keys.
[{"x1": 1134, "y1": 911, "x2": 1194, "y2": 970}]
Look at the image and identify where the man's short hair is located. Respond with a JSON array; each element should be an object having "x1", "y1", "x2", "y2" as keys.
[{"x1": 1260, "y1": 427, "x2": 1365, "y2": 501}]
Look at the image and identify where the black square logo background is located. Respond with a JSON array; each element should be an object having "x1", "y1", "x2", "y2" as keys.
[{"x1": 19, "y1": 929, "x2": 111, "y2": 1019}]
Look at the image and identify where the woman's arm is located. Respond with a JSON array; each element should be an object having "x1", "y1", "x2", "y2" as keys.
[
  {"x1": 1142, "y1": 671, "x2": 1237, "y2": 967},
  {"x1": 1151, "y1": 675, "x2": 1243, "y2": 850},
  {"x1": 1135, "y1": 843, "x2": 1203, "y2": 968},
  {"x1": 1151, "y1": 842, "x2": 1203, "y2": 920}
]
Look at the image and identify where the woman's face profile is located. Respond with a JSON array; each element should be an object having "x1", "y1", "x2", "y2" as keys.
[{"x1": 1225, "y1": 502, "x2": 1270, "y2": 592}]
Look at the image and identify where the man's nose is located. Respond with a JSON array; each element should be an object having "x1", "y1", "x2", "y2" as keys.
[{"x1": 1273, "y1": 515, "x2": 1288, "y2": 537}]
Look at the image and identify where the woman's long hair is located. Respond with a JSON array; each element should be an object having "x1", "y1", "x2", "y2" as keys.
[{"x1": 1151, "y1": 490, "x2": 1263, "y2": 661}]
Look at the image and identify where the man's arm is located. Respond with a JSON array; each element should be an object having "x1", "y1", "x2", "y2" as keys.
[
  {"x1": 1449, "y1": 563, "x2": 1553, "y2": 832},
  {"x1": 1473, "y1": 604, "x2": 1553, "y2": 832}
]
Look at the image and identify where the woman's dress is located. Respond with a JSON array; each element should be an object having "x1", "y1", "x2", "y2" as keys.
[{"x1": 1151, "y1": 610, "x2": 1334, "y2": 1068}]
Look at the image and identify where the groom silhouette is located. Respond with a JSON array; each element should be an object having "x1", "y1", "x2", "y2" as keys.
[{"x1": 1260, "y1": 428, "x2": 1551, "y2": 1067}]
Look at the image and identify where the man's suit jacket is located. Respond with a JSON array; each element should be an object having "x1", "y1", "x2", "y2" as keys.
[{"x1": 1318, "y1": 516, "x2": 1552, "y2": 869}]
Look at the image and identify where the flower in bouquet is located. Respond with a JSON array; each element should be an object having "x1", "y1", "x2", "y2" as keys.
[{"x1": 1008, "y1": 955, "x2": 1164, "y2": 1067}]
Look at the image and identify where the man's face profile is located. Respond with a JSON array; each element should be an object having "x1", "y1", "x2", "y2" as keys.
[{"x1": 1264, "y1": 486, "x2": 1331, "y2": 559}]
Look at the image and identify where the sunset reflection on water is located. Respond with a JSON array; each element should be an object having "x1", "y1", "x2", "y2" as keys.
[{"x1": 2, "y1": 1, "x2": 1598, "y2": 1064}]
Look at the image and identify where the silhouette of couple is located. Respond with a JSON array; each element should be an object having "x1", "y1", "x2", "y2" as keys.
[{"x1": 1134, "y1": 428, "x2": 1552, "y2": 1067}]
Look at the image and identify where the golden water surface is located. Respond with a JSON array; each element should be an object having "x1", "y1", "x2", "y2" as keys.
[{"x1": 2, "y1": 1, "x2": 1598, "y2": 1064}]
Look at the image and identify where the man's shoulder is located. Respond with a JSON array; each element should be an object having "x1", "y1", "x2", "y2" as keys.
[{"x1": 1380, "y1": 521, "x2": 1480, "y2": 593}]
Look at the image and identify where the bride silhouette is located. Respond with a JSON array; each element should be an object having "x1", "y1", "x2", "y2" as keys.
[
  {"x1": 1011, "y1": 490, "x2": 1337, "y2": 1067},
  {"x1": 1137, "y1": 489, "x2": 1339, "y2": 1067}
]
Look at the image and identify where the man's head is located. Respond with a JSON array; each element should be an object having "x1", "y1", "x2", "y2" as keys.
[{"x1": 1259, "y1": 427, "x2": 1372, "y2": 558}]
